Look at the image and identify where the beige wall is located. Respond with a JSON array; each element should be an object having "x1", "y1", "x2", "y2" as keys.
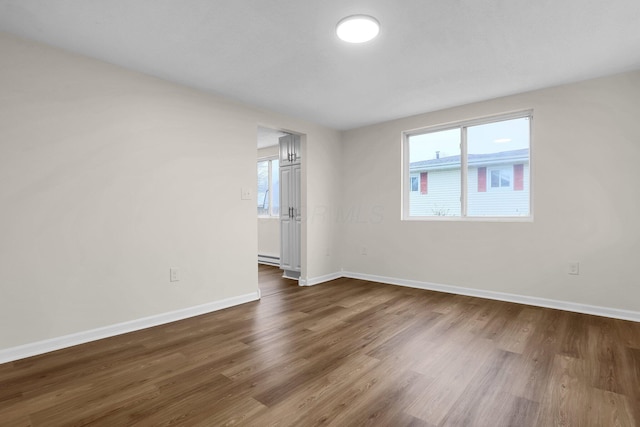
[
  {"x1": 340, "y1": 71, "x2": 640, "y2": 312},
  {"x1": 257, "y1": 218, "x2": 279, "y2": 258},
  {"x1": 2, "y1": 29, "x2": 638, "y2": 353},
  {"x1": 0, "y1": 32, "x2": 342, "y2": 350}
]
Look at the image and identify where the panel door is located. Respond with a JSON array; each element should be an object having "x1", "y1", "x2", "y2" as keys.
[
  {"x1": 279, "y1": 166, "x2": 291, "y2": 220},
  {"x1": 279, "y1": 134, "x2": 301, "y2": 166},
  {"x1": 279, "y1": 166, "x2": 292, "y2": 270},
  {"x1": 279, "y1": 164, "x2": 301, "y2": 273},
  {"x1": 292, "y1": 164, "x2": 301, "y2": 216},
  {"x1": 280, "y1": 216, "x2": 293, "y2": 270},
  {"x1": 290, "y1": 135, "x2": 301, "y2": 165},
  {"x1": 291, "y1": 164, "x2": 301, "y2": 271},
  {"x1": 293, "y1": 217, "x2": 301, "y2": 271},
  {"x1": 279, "y1": 134, "x2": 293, "y2": 165}
]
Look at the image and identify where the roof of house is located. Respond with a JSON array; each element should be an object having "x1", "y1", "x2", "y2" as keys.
[{"x1": 410, "y1": 148, "x2": 529, "y2": 171}]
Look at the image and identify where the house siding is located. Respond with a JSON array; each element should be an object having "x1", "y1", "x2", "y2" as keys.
[
  {"x1": 409, "y1": 164, "x2": 530, "y2": 217},
  {"x1": 468, "y1": 164, "x2": 530, "y2": 216},
  {"x1": 409, "y1": 168, "x2": 461, "y2": 216}
]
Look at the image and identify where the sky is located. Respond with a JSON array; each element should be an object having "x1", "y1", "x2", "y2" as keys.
[{"x1": 409, "y1": 117, "x2": 530, "y2": 162}]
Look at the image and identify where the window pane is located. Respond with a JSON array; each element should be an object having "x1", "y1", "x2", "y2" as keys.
[
  {"x1": 490, "y1": 170, "x2": 500, "y2": 187},
  {"x1": 500, "y1": 171, "x2": 510, "y2": 187},
  {"x1": 410, "y1": 175, "x2": 418, "y2": 192},
  {"x1": 408, "y1": 128, "x2": 461, "y2": 217},
  {"x1": 271, "y1": 159, "x2": 279, "y2": 216},
  {"x1": 257, "y1": 160, "x2": 269, "y2": 216},
  {"x1": 466, "y1": 117, "x2": 530, "y2": 216}
]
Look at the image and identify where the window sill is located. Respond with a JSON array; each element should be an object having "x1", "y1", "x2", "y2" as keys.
[{"x1": 402, "y1": 215, "x2": 533, "y2": 223}]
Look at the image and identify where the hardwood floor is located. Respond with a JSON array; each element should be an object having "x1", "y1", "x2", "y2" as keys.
[{"x1": 1, "y1": 264, "x2": 639, "y2": 426}]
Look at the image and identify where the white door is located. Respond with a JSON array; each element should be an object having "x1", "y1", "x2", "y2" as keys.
[
  {"x1": 279, "y1": 134, "x2": 301, "y2": 166},
  {"x1": 279, "y1": 163, "x2": 301, "y2": 273},
  {"x1": 292, "y1": 164, "x2": 301, "y2": 270},
  {"x1": 279, "y1": 165, "x2": 293, "y2": 270}
]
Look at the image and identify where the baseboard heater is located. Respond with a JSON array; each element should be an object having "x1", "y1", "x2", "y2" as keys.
[{"x1": 258, "y1": 254, "x2": 280, "y2": 266}]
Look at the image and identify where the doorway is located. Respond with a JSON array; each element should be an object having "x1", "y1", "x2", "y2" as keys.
[{"x1": 257, "y1": 126, "x2": 301, "y2": 283}]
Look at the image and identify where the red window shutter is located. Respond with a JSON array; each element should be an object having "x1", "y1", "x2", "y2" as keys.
[
  {"x1": 420, "y1": 172, "x2": 428, "y2": 194},
  {"x1": 514, "y1": 164, "x2": 524, "y2": 191},
  {"x1": 478, "y1": 167, "x2": 486, "y2": 192}
]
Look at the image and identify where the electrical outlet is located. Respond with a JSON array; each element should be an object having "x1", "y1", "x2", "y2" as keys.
[
  {"x1": 170, "y1": 268, "x2": 180, "y2": 282},
  {"x1": 361, "y1": 246, "x2": 367, "y2": 255},
  {"x1": 568, "y1": 262, "x2": 579, "y2": 275}
]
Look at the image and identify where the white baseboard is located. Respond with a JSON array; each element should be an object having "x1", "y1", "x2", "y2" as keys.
[
  {"x1": 0, "y1": 291, "x2": 260, "y2": 364},
  {"x1": 342, "y1": 271, "x2": 640, "y2": 323},
  {"x1": 258, "y1": 254, "x2": 280, "y2": 266},
  {"x1": 299, "y1": 272, "x2": 343, "y2": 287},
  {"x1": 5, "y1": 272, "x2": 636, "y2": 365}
]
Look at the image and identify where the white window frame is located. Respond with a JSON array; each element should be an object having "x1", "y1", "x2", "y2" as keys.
[
  {"x1": 257, "y1": 156, "x2": 279, "y2": 218},
  {"x1": 402, "y1": 110, "x2": 533, "y2": 222}
]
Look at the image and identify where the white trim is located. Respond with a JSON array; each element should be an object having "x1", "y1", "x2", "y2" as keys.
[
  {"x1": 5, "y1": 271, "x2": 637, "y2": 365},
  {"x1": 0, "y1": 291, "x2": 260, "y2": 364},
  {"x1": 461, "y1": 126, "x2": 468, "y2": 217},
  {"x1": 403, "y1": 110, "x2": 533, "y2": 222},
  {"x1": 341, "y1": 271, "x2": 640, "y2": 323},
  {"x1": 404, "y1": 109, "x2": 534, "y2": 136},
  {"x1": 257, "y1": 154, "x2": 279, "y2": 161},
  {"x1": 258, "y1": 254, "x2": 280, "y2": 266},
  {"x1": 402, "y1": 215, "x2": 533, "y2": 222},
  {"x1": 298, "y1": 272, "x2": 343, "y2": 287}
]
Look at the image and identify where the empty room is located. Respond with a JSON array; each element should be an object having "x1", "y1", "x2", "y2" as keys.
[{"x1": 1, "y1": 1, "x2": 640, "y2": 426}]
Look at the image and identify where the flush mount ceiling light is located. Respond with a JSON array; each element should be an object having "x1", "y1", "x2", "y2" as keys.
[{"x1": 336, "y1": 15, "x2": 380, "y2": 43}]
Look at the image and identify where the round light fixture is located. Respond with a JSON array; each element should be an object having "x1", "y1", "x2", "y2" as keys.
[{"x1": 336, "y1": 15, "x2": 380, "y2": 43}]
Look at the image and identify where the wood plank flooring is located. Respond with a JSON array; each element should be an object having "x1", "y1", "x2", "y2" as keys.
[{"x1": 1, "y1": 264, "x2": 639, "y2": 426}]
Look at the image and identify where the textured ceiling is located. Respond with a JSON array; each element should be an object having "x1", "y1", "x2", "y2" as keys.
[{"x1": 1, "y1": 0, "x2": 639, "y2": 130}]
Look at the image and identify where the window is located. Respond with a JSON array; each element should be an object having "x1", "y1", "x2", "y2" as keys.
[
  {"x1": 404, "y1": 111, "x2": 531, "y2": 220},
  {"x1": 410, "y1": 175, "x2": 419, "y2": 192},
  {"x1": 489, "y1": 167, "x2": 512, "y2": 190},
  {"x1": 257, "y1": 158, "x2": 279, "y2": 217}
]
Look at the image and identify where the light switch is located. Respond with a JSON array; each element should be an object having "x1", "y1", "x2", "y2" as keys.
[
  {"x1": 568, "y1": 262, "x2": 579, "y2": 275},
  {"x1": 170, "y1": 268, "x2": 180, "y2": 282},
  {"x1": 241, "y1": 187, "x2": 252, "y2": 200}
]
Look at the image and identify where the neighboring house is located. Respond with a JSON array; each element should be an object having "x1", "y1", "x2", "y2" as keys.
[{"x1": 409, "y1": 148, "x2": 530, "y2": 217}]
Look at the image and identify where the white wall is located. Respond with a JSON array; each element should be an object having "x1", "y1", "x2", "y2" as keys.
[
  {"x1": 0, "y1": 32, "x2": 342, "y2": 351},
  {"x1": 4, "y1": 29, "x2": 637, "y2": 355},
  {"x1": 341, "y1": 71, "x2": 640, "y2": 312},
  {"x1": 257, "y1": 218, "x2": 279, "y2": 259},
  {"x1": 257, "y1": 145, "x2": 279, "y2": 258}
]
